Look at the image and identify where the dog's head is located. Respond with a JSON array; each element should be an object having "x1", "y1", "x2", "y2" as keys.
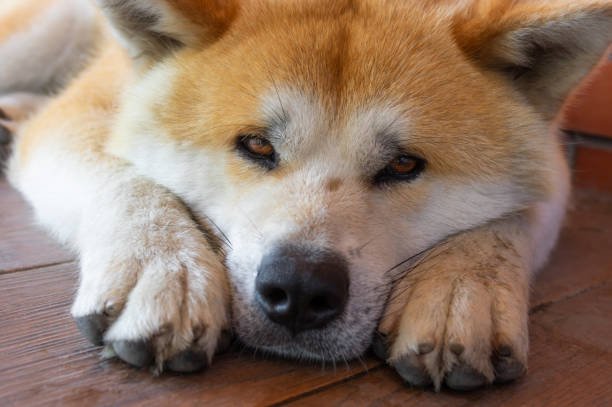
[{"x1": 103, "y1": 0, "x2": 612, "y2": 361}]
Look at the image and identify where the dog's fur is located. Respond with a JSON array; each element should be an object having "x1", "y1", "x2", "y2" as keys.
[{"x1": 2, "y1": 0, "x2": 611, "y2": 391}]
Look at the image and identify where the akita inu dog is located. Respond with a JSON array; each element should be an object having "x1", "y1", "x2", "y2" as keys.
[{"x1": 1, "y1": 0, "x2": 611, "y2": 391}]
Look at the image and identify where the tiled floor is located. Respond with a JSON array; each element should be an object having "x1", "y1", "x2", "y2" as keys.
[{"x1": 1, "y1": 175, "x2": 611, "y2": 406}]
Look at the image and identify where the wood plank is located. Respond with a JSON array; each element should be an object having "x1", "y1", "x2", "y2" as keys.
[
  {"x1": 572, "y1": 145, "x2": 612, "y2": 193},
  {"x1": 282, "y1": 284, "x2": 612, "y2": 407},
  {"x1": 0, "y1": 178, "x2": 72, "y2": 273},
  {"x1": 0, "y1": 263, "x2": 379, "y2": 407},
  {"x1": 531, "y1": 189, "x2": 612, "y2": 307},
  {"x1": 531, "y1": 281, "x2": 612, "y2": 353}
]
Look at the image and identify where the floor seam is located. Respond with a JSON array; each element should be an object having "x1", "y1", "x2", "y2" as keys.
[
  {"x1": 0, "y1": 260, "x2": 75, "y2": 276},
  {"x1": 269, "y1": 364, "x2": 385, "y2": 407},
  {"x1": 529, "y1": 279, "x2": 611, "y2": 315}
]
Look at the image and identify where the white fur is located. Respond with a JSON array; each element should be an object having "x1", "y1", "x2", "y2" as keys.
[
  {"x1": 529, "y1": 132, "x2": 571, "y2": 271},
  {"x1": 9, "y1": 132, "x2": 229, "y2": 367}
]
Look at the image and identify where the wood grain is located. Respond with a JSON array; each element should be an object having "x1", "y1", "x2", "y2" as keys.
[
  {"x1": 0, "y1": 263, "x2": 379, "y2": 407},
  {"x1": 0, "y1": 178, "x2": 72, "y2": 273},
  {"x1": 283, "y1": 285, "x2": 612, "y2": 407},
  {"x1": 531, "y1": 189, "x2": 612, "y2": 308},
  {"x1": 571, "y1": 146, "x2": 612, "y2": 193}
]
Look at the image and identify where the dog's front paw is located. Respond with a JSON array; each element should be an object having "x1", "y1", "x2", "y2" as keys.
[
  {"x1": 377, "y1": 236, "x2": 530, "y2": 390},
  {"x1": 71, "y1": 189, "x2": 230, "y2": 373}
]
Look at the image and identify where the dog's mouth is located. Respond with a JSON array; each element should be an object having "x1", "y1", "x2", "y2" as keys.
[
  {"x1": 231, "y1": 306, "x2": 376, "y2": 362},
  {"x1": 225, "y1": 241, "x2": 389, "y2": 361}
]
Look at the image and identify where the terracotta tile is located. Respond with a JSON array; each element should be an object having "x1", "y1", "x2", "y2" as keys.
[
  {"x1": 572, "y1": 146, "x2": 612, "y2": 192},
  {"x1": 562, "y1": 44, "x2": 612, "y2": 138}
]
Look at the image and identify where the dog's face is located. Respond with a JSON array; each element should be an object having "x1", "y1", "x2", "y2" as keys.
[{"x1": 106, "y1": 0, "x2": 606, "y2": 360}]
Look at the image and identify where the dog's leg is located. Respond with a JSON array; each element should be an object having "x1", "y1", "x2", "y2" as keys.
[
  {"x1": 10, "y1": 135, "x2": 231, "y2": 373},
  {"x1": 8, "y1": 52, "x2": 230, "y2": 373},
  {"x1": 378, "y1": 141, "x2": 570, "y2": 390},
  {"x1": 70, "y1": 171, "x2": 231, "y2": 372}
]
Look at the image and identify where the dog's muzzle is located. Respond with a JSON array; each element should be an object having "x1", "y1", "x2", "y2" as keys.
[{"x1": 255, "y1": 244, "x2": 350, "y2": 335}]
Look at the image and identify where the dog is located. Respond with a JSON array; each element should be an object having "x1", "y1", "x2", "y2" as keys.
[{"x1": 1, "y1": 0, "x2": 611, "y2": 391}]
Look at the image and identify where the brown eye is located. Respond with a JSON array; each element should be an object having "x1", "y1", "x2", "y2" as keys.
[
  {"x1": 375, "y1": 154, "x2": 425, "y2": 184},
  {"x1": 244, "y1": 135, "x2": 274, "y2": 156},
  {"x1": 237, "y1": 134, "x2": 278, "y2": 169},
  {"x1": 389, "y1": 155, "x2": 418, "y2": 174}
]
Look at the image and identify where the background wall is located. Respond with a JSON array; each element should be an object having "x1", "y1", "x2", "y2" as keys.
[{"x1": 562, "y1": 44, "x2": 612, "y2": 193}]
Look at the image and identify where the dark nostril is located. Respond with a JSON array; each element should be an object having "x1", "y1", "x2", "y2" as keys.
[{"x1": 264, "y1": 287, "x2": 288, "y2": 306}]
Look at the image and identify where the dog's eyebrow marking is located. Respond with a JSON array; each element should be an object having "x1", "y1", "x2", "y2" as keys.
[
  {"x1": 375, "y1": 130, "x2": 403, "y2": 160},
  {"x1": 265, "y1": 114, "x2": 290, "y2": 143}
]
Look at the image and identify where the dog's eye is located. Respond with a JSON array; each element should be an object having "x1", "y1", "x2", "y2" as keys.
[
  {"x1": 244, "y1": 136, "x2": 274, "y2": 156},
  {"x1": 237, "y1": 134, "x2": 277, "y2": 169},
  {"x1": 375, "y1": 154, "x2": 425, "y2": 184}
]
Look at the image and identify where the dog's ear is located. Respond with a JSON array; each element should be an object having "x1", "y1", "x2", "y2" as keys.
[
  {"x1": 453, "y1": 0, "x2": 612, "y2": 119},
  {"x1": 95, "y1": 0, "x2": 238, "y2": 63}
]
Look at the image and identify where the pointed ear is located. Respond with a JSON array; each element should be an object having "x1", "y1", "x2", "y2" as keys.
[
  {"x1": 95, "y1": 0, "x2": 238, "y2": 62},
  {"x1": 453, "y1": 1, "x2": 612, "y2": 119}
]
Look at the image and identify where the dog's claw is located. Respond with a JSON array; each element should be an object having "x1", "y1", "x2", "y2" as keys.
[
  {"x1": 75, "y1": 314, "x2": 108, "y2": 346},
  {"x1": 497, "y1": 345, "x2": 513, "y2": 357},
  {"x1": 449, "y1": 343, "x2": 465, "y2": 356},
  {"x1": 445, "y1": 363, "x2": 488, "y2": 391},
  {"x1": 417, "y1": 342, "x2": 434, "y2": 355},
  {"x1": 113, "y1": 340, "x2": 154, "y2": 368},
  {"x1": 392, "y1": 354, "x2": 433, "y2": 387},
  {"x1": 493, "y1": 354, "x2": 525, "y2": 383},
  {"x1": 166, "y1": 349, "x2": 208, "y2": 373}
]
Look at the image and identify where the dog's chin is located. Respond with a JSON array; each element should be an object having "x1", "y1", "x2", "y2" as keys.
[{"x1": 231, "y1": 305, "x2": 377, "y2": 362}]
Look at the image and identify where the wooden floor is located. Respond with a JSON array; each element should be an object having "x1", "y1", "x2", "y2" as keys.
[{"x1": 1, "y1": 176, "x2": 611, "y2": 407}]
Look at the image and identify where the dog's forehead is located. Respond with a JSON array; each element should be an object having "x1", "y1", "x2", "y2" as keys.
[
  {"x1": 260, "y1": 87, "x2": 407, "y2": 158},
  {"x1": 159, "y1": 0, "x2": 544, "y2": 186}
]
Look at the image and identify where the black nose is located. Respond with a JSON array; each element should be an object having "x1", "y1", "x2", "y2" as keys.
[{"x1": 255, "y1": 244, "x2": 349, "y2": 334}]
